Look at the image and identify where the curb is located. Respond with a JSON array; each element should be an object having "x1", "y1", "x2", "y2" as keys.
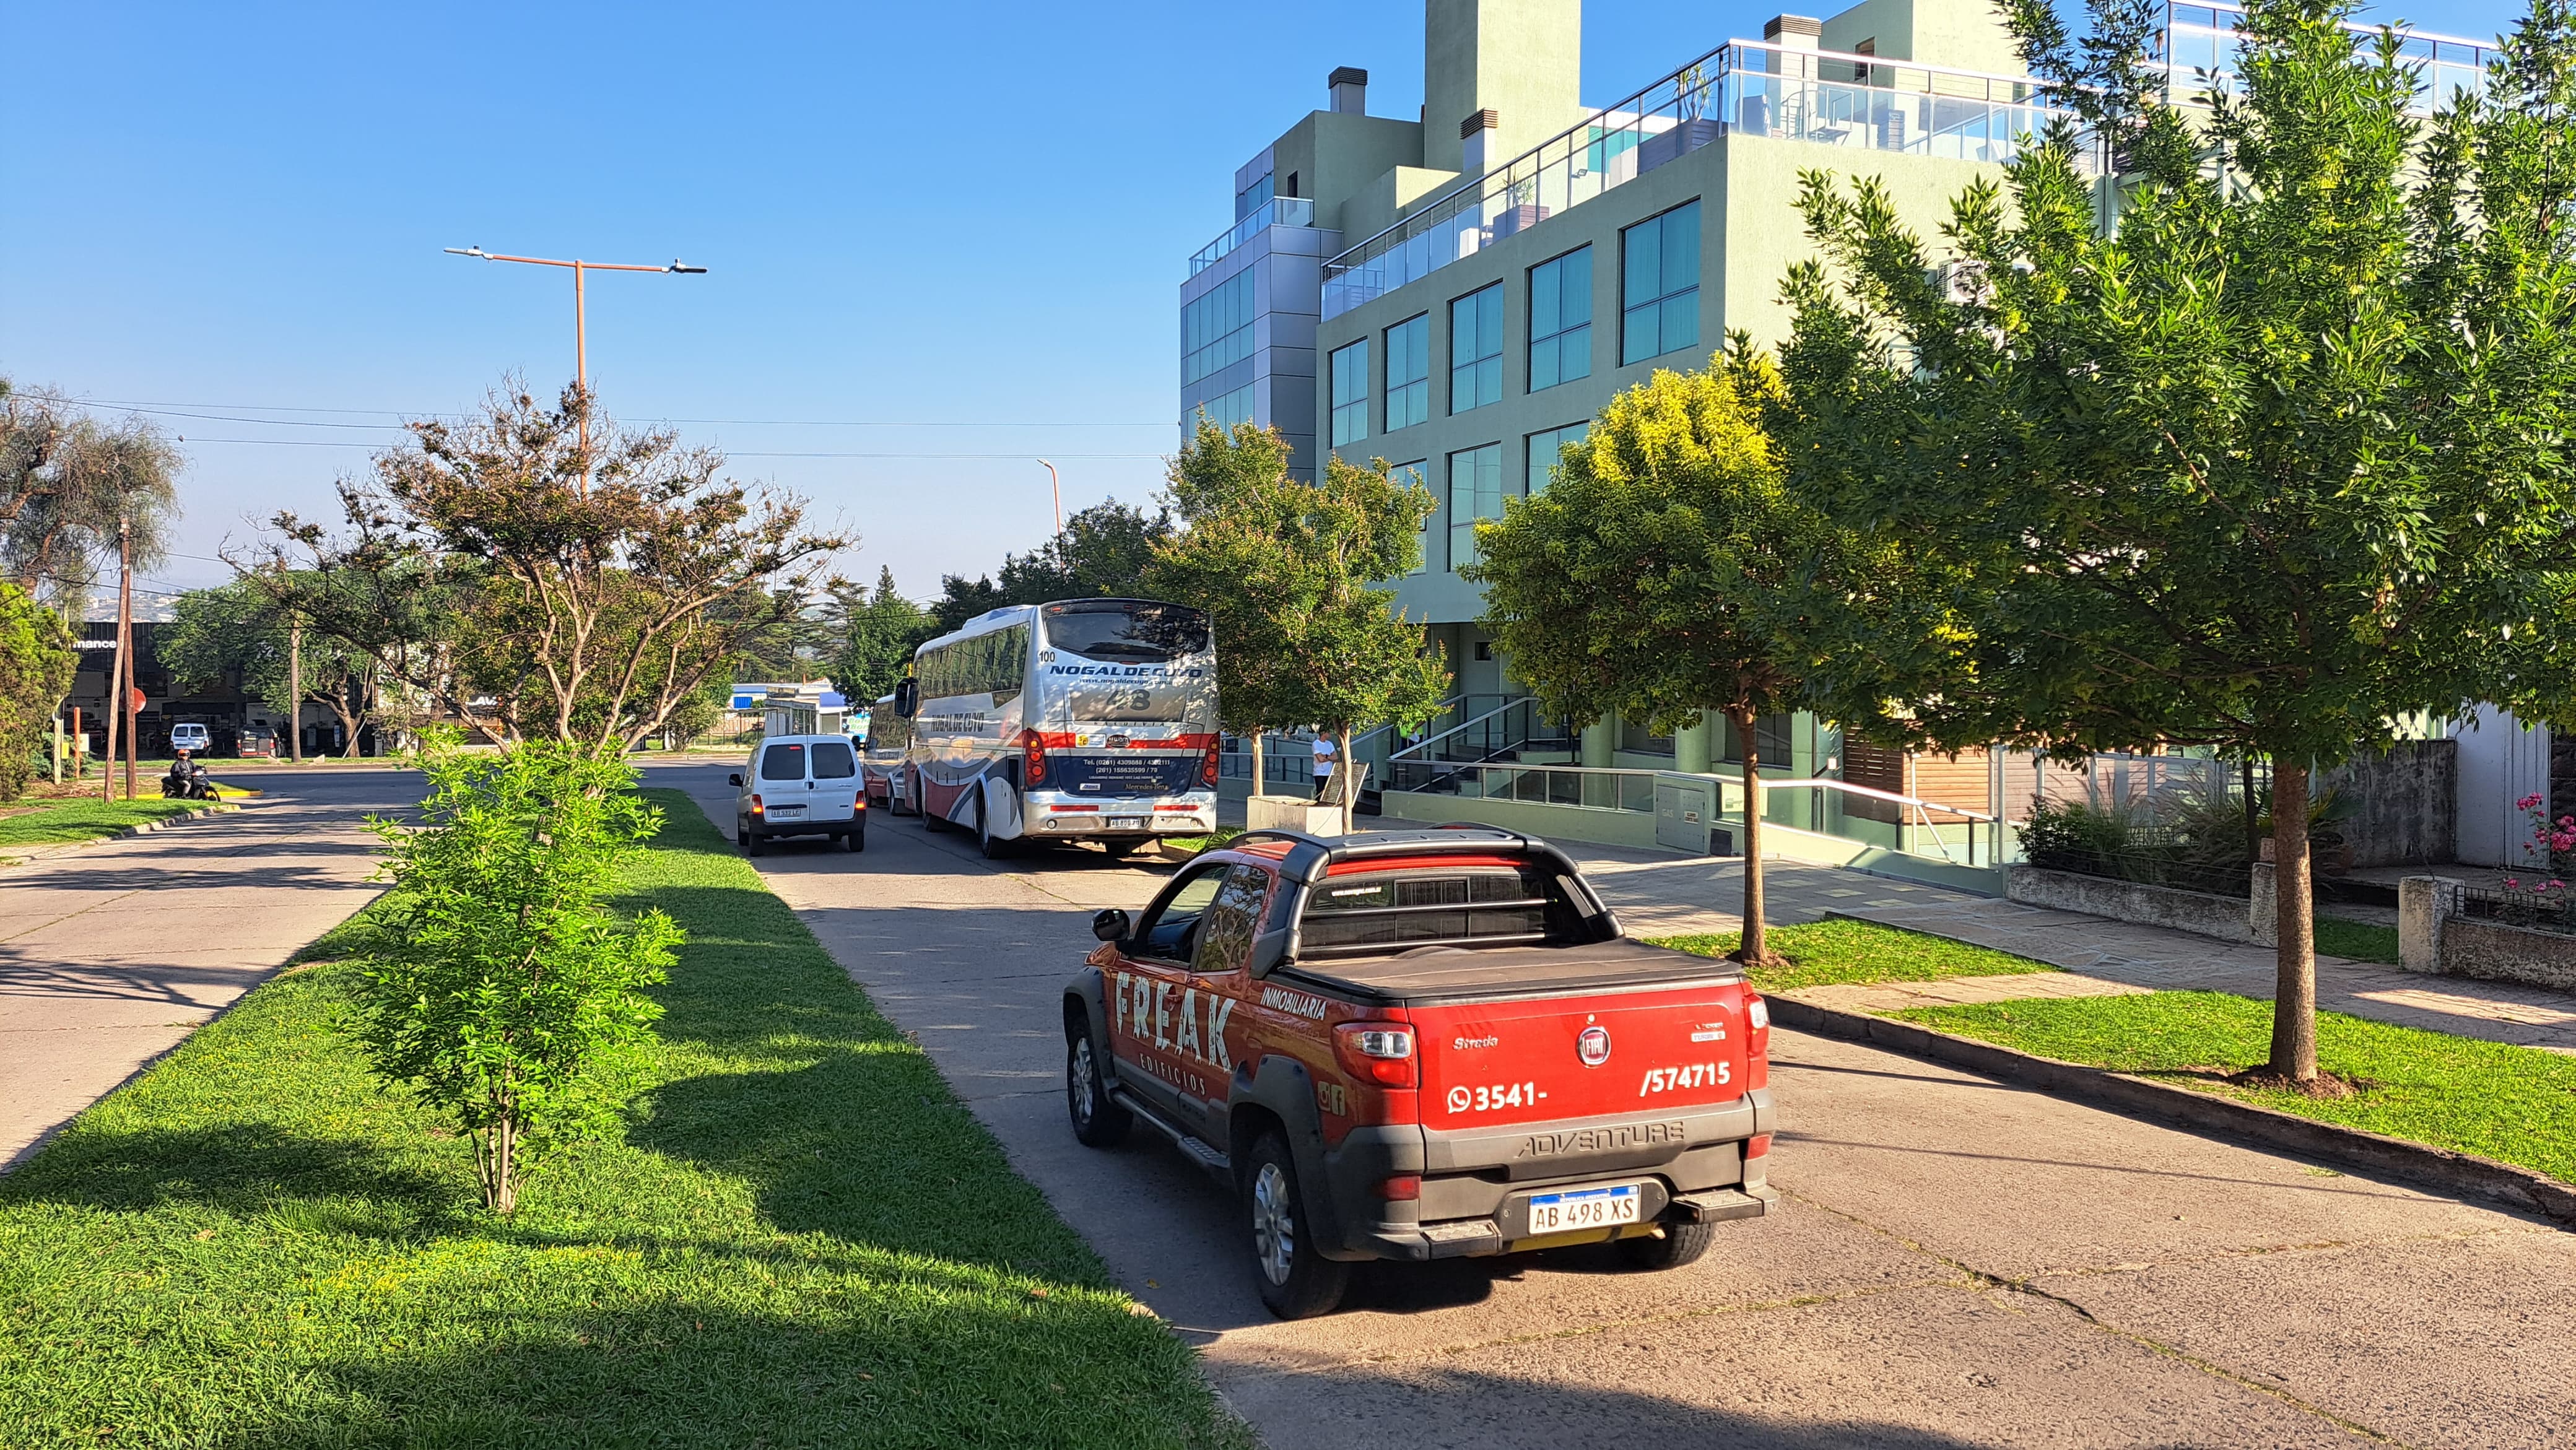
[
  {"x1": 1766, "y1": 993, "x2": 2576, "y2": 1228},
  {"x1": 0, "y1": 799, "x2": 240, "y2": 871}
]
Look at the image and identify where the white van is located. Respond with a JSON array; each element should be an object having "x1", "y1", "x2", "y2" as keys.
[
  {"x1": 728, "y1": 734, "x2": 866, "y2": 856},
  {"x1": 170, "y1": 723, "x2": 212, "y2": 754}
]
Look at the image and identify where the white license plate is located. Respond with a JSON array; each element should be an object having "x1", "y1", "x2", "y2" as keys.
[
  {"x1": 1107, "y1": 817, "x2": 1145, "y2": 830},
  {"x1": 769, "y1": 805, "x2": 805, "y2": 817},
  {"x1": 1526, "y1": 1183, "x2": 1642, "y2": 1234}
]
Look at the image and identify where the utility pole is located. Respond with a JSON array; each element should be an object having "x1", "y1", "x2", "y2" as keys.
[
  {"x1": 102, "y1": 528, "x2": 124, "y2": 802},
  {"x1": 442, "y1": 246, "x2": 707, "y2": 494},
  {"x1": 288, "y1": 614, "x2": 303, "y2": 764},
  {"x1": 119, "y1": 519, "x2": 137, "y2": 802}
]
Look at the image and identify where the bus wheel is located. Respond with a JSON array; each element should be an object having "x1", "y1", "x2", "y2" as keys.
[
  {"x1": 976, "y1": 795, "x2": 1013, "y2": 859},
  {"x1": 917, "y1": 780, "x2": 944, "y2": 831}
]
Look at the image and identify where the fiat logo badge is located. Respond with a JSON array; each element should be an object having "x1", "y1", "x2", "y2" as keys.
[{"x1": 1577, "y1": 1025, "x2": 1612, "y2": 1067}]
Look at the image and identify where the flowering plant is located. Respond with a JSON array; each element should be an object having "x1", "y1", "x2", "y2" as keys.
[{"x1": 2500, "y1": 794, "x2": 2574, "y2": 924}]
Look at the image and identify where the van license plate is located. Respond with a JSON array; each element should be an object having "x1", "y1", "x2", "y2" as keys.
[
  {"x1": 1108, "y1": 817, "x2": 1144, "y2": 830},
  {"x1": 1526, "y1": 1184, "x2": 1642, "y2": 1233}
]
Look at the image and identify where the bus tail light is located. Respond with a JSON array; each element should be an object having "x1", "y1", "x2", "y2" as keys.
[
  {"x1": 1333, "y1": 1022, "x2": 1416, "y2": 1088},
  {"x1": 1200, "y1": 734, "x2": 1219, "y2": 786},
  {"x1": 1022, "y1": 729, "x2": 1048, "y2": 788}
]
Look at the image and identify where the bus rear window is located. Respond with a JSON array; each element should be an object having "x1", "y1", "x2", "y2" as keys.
[
  {"x1": 1042, "y1": 601, "x2": 1209, "y2": 662},
  {"x1": 1297, "y1": 864, "x2": 1580, "y2": 957}
]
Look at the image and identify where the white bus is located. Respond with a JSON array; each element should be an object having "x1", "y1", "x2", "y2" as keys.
[{"x1": 894, "y1": 597, "x2": 1218, "y2": 856}]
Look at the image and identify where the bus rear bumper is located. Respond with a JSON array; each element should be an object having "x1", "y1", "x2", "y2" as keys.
[{"x1": 1023, "y1": 793, "x2": 1217, "y2": 837}]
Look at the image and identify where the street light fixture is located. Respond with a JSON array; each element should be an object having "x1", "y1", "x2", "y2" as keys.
[
  {"x1": 1037, "y1": 458, "x2": 1063, "y2": 536},
  {"x1": 443, "y1": 245, "x2": 708, "y2": 487}
]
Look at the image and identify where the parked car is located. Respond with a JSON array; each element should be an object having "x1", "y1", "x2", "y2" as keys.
[
  {"x1": 1064, "y1": 825, "x2": 1776, "y2": 1318},
  {"x1": 729, "y1": 734, "x2": 865, "y2": 855},
  {"x1": 169, "y1": 722, "x2": 211, "y2": 755},
  {"x1": 237, "y1": 726, "x2": 280, "y2": 759}
]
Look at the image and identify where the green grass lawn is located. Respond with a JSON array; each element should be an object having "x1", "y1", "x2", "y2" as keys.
[
  {"x1": 0, "y1": 788, "x2": 1247, "y2": 1449},
  {"x1": 1897, "y1": 991, "x2": 2576, "y2": 1186},
  {"x1": 1649, "y1": 918, "x2": 2057, "y2": 993},
  {"x1": 2315, "y1": 914, "x2": 2401, "y2": 964},
  {"x1": 0, "y1": 796, "x2": 201, "y2": 849}
]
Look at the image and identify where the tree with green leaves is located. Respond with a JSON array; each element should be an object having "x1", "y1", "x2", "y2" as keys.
[
  {"x1": 0, "y1": 380, "x2": 181, "y2": 614},
  {"x1": 1145, "y1": 420, "x2": 1448, "y2": 830},
  {"x1": 353, "y1": 733, "x2": 681, "y2": 1212},
  {"x1": 829, "y1": 565, "x2": 936, "y2": 703},
  {"x1": 1468, "y1": 350, "x2": 1832, "y2": 965},
  {"x1": 929, "y1": 499, "x2": 1173, "y2": 633},
  {"x1": 0, "y1": 581, "x2": 76, "y2": 797},
  {"x1": 162, "y1": 578, "x2": 380, "y2": 757},
  {"x1": 1777, "y1": 0, "x2": 2576, "y2": 1087}
]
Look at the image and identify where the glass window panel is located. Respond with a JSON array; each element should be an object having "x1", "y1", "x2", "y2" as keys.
[
  {"x1": 1624, "y1": 221, "x2": 1661, "y2": 310},
  {"x1": 1450, "y1": 284, "x2": 1503, "y2": 414},
  {"x1": 1529, "y1": 248, "x2": 1591, "y2": 393},
  {"x1": 1526, "y1": 422, "x2": 1588, "y2": 496},
  {"x1": 1329, "y1": 339, "x2": 1369, "y2": 446},
  {"x1": 1660, "y1": 202, "x2": 1700, "y2": 298},
  {"x1": 1391, "y1": 462, "x2": 1429, "y2": 575},
  {"x1": 1447, "y1": 443, "x2": 1502, "y2": 569},
  {"x1": 1385, "y1": 314, "x2": 1429, "y2": 432}
]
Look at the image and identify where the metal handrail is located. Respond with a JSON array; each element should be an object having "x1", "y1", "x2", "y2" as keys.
[{"x1": 1388, "y1": 697, "x2": 1539, "y2": 761}]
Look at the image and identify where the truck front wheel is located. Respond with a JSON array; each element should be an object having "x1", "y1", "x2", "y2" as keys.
[
  {"x1": 1243, "y1": 1130, "x2": 1348, "y2": 1319},
  {"x1": 1616, "y1": 1212, "x2": 1718, "y2": 1271},
  {"x1": 1065, "y1": 1028, "x2": 1130, "y2": 1148}
]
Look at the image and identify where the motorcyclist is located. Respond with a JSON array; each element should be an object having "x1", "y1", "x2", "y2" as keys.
[{"x1": 163, "y1": 749, "x2": 212, "y2": 801}]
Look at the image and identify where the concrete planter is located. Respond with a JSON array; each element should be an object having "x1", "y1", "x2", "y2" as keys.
[
  {"x1": 2005, "y1": 864, "x2": 2272, "y2": 945},
  {"x1": 2398, "y1": 877, "x2": 2576, "y2": 991},
  {"x1": 1245, "y1": 795, "x2": 1344, "y2": 837}
]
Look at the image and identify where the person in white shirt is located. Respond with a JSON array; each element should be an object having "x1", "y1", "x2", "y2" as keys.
[{"x1": 1311, "y1": 733, "x2": 1337, "y2": 802}]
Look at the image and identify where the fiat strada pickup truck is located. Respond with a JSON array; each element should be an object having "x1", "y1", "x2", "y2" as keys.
[{"x1": 1063, "y1": 825, "x2": 1777, "y2": 1318}]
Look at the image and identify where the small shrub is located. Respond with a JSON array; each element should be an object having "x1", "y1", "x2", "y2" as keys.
[{"x1": 352, "y1": 732, "x2": 681, "y2": 1212}]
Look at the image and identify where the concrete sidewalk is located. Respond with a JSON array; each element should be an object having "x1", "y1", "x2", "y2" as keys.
[
  {"x1": 1547, "y1": 843, "x2": 2576, "y2": 1053},
  {"x1": 0, "y1": 772, "x2": 412, "y2": 1169}
]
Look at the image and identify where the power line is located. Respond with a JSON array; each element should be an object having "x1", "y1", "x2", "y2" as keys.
[
  {"x1": 64, "y1": 396, "x2": 1176, "y2": 430},
  {"x1": 170, "y1": 436, "x2": 1165, "y2": 459}
]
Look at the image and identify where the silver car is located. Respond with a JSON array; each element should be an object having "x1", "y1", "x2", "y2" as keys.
[{"x1": 728, "y1": 734, "x2": 866, "y2": 856}]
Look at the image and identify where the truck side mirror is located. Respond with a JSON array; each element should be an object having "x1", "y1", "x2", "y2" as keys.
[
  {"x1": 1245, "y1": 928, "x2": 1290, "y2": 980},
  {"x1": 728, "y1": 773, "x2": 744, "y2": 787},
  {"x1": 1091, "y1": 908, "x2": 1132, "y2": 944}
]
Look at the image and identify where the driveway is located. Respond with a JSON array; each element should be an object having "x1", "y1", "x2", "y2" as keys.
[
  {"x1": 650, "y1": 760, "x2": 2576, "y2": 1448},
  {"x1": 0, "y1": 767, "x2": 412, "y2": 1168}
]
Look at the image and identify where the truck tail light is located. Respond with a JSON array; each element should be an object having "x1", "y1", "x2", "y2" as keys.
[
  {"x1": 1746, "y1": 1134, "x2": 1772, "y2": 1159},
  {"x1": 1745, "y1": 994, "x2": 1769, "y2": 1032},
  {"x1": 1374, "y1": 1174, "x2": 1421, "y2": 1201},
  {"x1": 1022, "y1": 729, "x2": 1048, "y2": 788},
  {"x1": 1333, "y1": 1022, "x2": 1416, "y2": 1088},
  {"x1": 1200, "y1": 734, "x2": 1219, "y2": 786}
]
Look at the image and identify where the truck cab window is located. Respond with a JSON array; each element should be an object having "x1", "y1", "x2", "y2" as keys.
[
  {"x1": 1299, "y1": 865, "x2": 1580, "y2": 955},
  {"x1": 1133, "y1": 866, "x2": 1227, "y2": 962},
  {"x1": 1193, "y1": 866, "x2": 1273, "y2": 975}
]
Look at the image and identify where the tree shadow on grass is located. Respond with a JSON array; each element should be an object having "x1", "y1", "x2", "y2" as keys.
[
  {"x1": 633, "y1": 1048, "x2": 1099, "y2": 1283},
  {"x1": 0, "y1": 1121, "x2": 463, "y2": 1222}
]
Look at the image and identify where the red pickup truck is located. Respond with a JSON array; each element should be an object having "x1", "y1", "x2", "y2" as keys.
[{"x1": 1064, "y1": 825, "x2": 1777, "y2": 1318}]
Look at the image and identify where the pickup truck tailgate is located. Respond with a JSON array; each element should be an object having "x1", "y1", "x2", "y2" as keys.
[{"x1": 1409, "y1": 980, "x2": 1754, "y2": 1132}]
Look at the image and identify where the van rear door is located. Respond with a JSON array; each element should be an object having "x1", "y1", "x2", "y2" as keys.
[{"x1": 807, "y1": 739, "x2": 861, "y2": 823}]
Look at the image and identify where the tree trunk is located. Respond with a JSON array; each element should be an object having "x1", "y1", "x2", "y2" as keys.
[
  {"x1": 2269, "y1": 758, "x2": 2318, "y2": 1081},
  {"x1": 1333, "y1": 726, "x2": 1357, "y2": 834},
  {"x1": 1730, "y1": 707, "x2": 1776, "y2": 966},
  {"x1": 476, "y1": 1116, "x2": 518, "y2": 1214}
]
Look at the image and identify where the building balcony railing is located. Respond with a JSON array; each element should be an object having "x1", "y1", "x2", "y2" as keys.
[
  {"x1": 1188, "y1": 195, "x2": 1318, "y2": 277},
  {"x1": 1321, "y1": 39, "x2": 2084, "y2": 319}
]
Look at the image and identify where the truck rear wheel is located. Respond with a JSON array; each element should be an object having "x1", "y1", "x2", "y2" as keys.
[
  {"x1": 1616, "y1": 1213, "x2": 1718, "y2": 1271},
  {"x1": 1244, "y1": 1129, "x2": 1348, "y2": 1319},
  {"x1": 1064, "y1": 1027, "x2": 1129, "y2": 1148}
]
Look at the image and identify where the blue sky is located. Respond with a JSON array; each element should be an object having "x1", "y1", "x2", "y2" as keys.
[{"x1": 0, "y1": 0, "x2": 2529, "y2": 606}]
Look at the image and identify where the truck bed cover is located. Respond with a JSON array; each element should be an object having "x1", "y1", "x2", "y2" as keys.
[{"x1": 1269, "y1": 937, "x2": 1745, "y2": 1007}]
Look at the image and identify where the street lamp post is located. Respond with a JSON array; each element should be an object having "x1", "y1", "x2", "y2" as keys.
[
  {"x1": 1037, "y1": 458, "x2": 1063, "y2": 536},
  {"x1": 443, "y1": 245, "x2": 707, "y2": 487}
]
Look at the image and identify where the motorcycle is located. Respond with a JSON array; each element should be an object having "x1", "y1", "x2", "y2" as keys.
[{"x1": 161, "y1": 757, "x2": 220, "y2": 801}]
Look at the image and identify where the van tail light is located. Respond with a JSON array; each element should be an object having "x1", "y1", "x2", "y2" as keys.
[
  {"x1": 1374, "y1": 1174, "x2": 1421, "y2": 1201},
  {"x1": 1746, "y1": 1133, "x2": 1772, "y2": 1159},
  {"x1": 1022, "y1": 728, "x2": 1048, "y2": 788},
  {"x1": 1333, "y1": 1022, "x2": 1416, "y2": 1088},
  {"x1": 749, "y1": 794, "x2": 765, "y2": 817},
  {"x1": 1200, "y1": 734, "x2": 1219, "y2": 786}
]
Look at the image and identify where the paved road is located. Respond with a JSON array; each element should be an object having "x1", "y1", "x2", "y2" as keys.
[
  {"x1": 0, "y1": 768, "x2": 411, "y2": 1168},
  {"x1": 655, "y1": 761, "x2": 2576, "y2": 1448}
]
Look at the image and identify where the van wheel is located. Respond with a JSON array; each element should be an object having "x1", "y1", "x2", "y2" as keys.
[
  {"x1": 1065, "y1": 1025, "x2": 1130, "y2": 1147},
  {"x1": 742, "y1": 825, "x2": 765, "y2": 858},
  {"x1": 845, "y1": 824, "x2": 866, "y2": 853},
  {"x1": 1243, "y1": 1130, "x2": 1348, "y2": 1319},
  {"x1": 1616, "y1": 1214, "x2": 1718, "y2": 1271}
]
